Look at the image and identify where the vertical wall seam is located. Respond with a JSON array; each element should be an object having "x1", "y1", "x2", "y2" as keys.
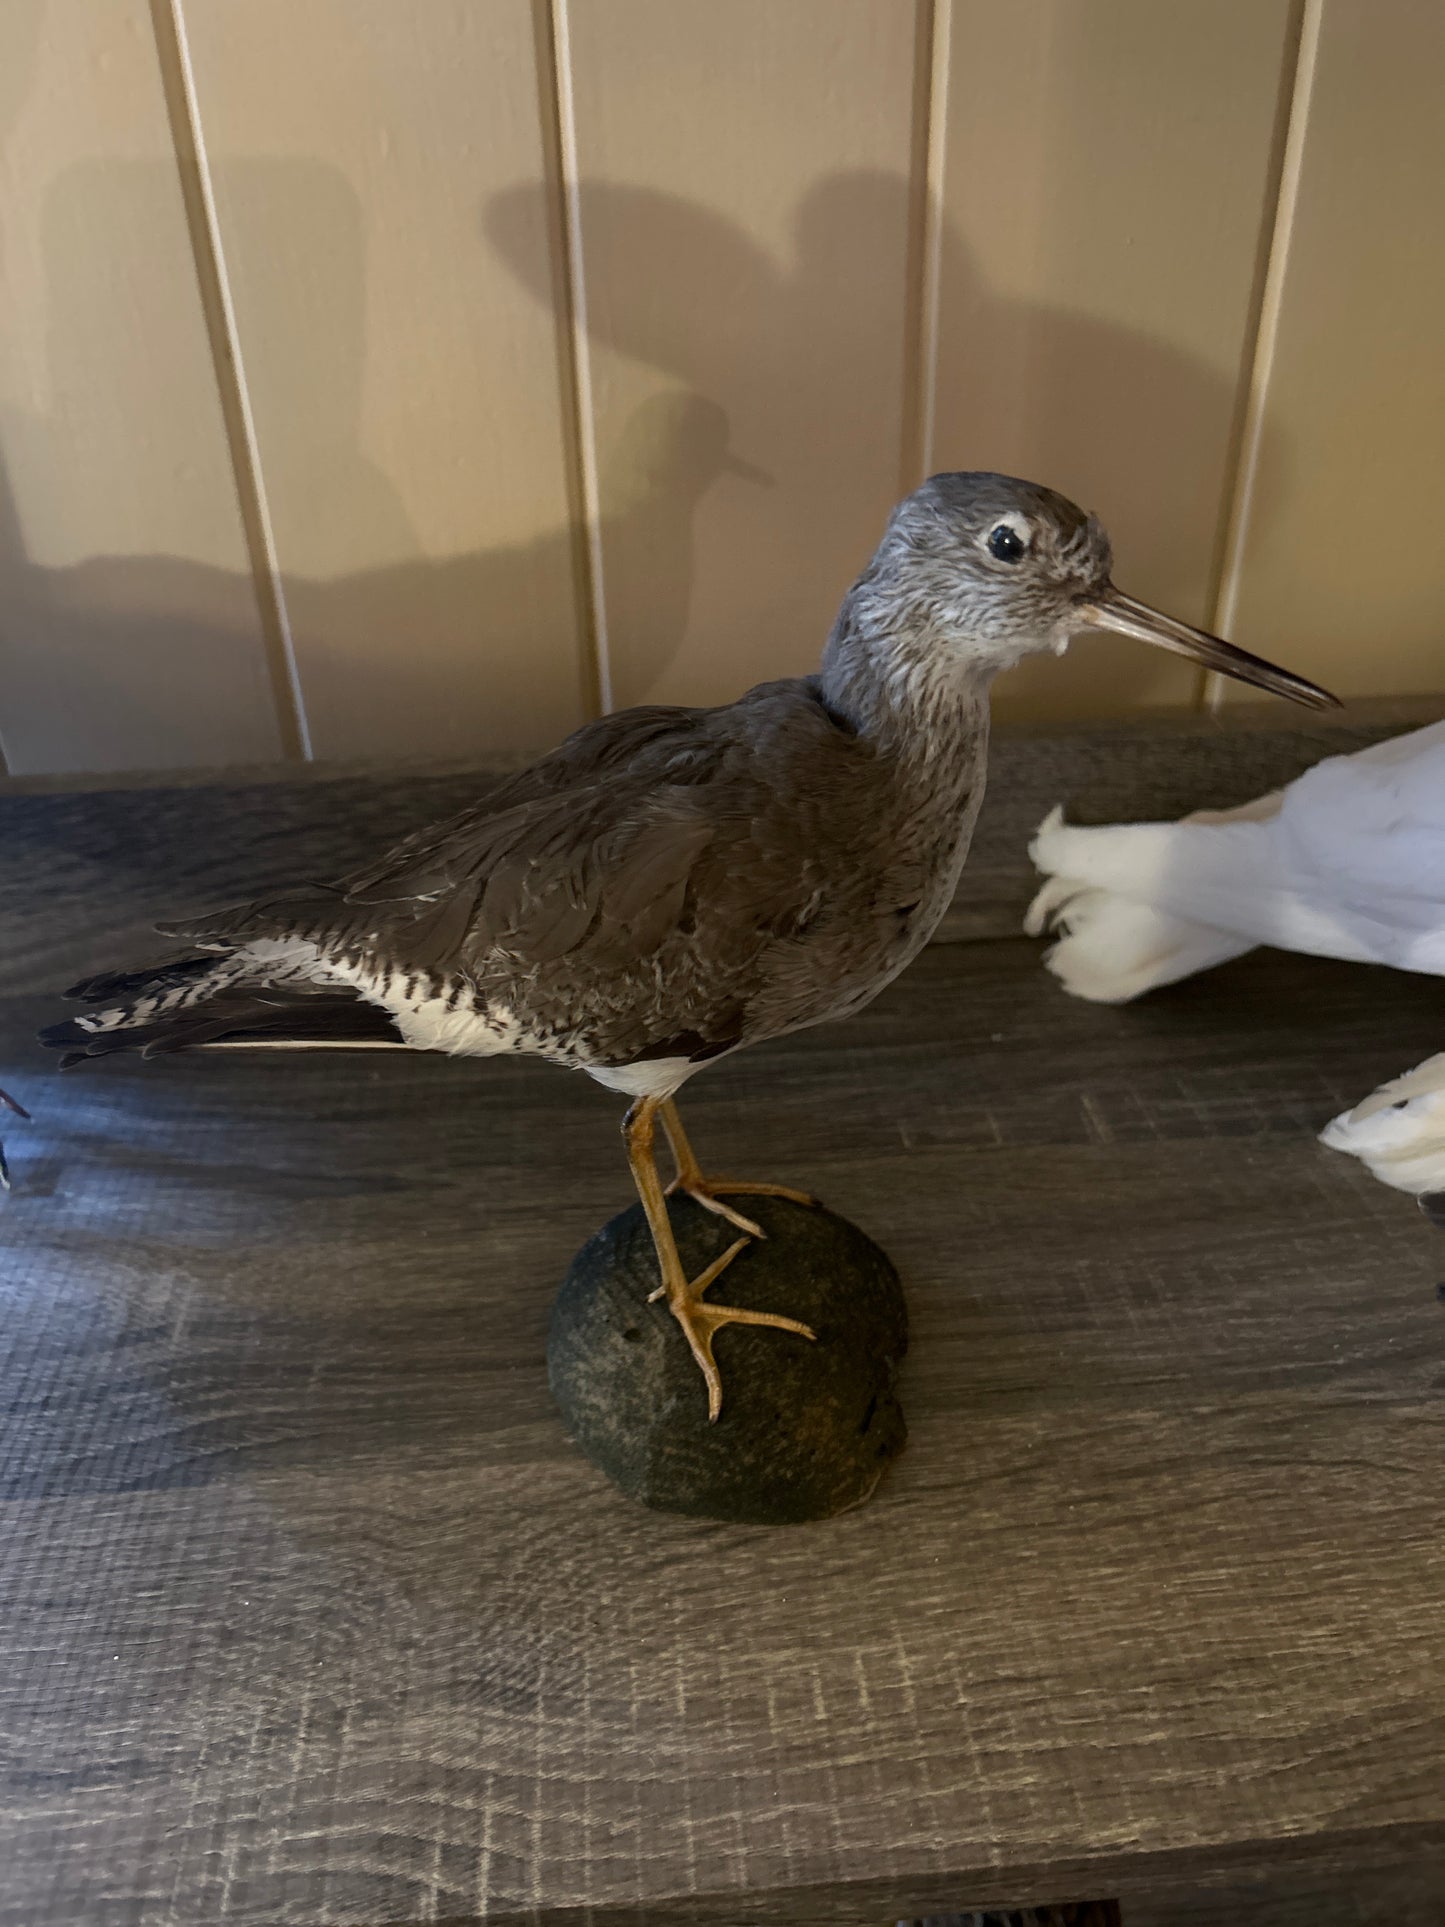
[
  {"x1": 917, "y1": 0, "x2": 951, "y2": 485},
  {"x1": 1203, "y1": 0, "x2": 1322, "y2": 712},
  {"x1": 542, "y1": 0, "x2": 612, "y2": 715},
  {"x1": 900, "y1": 0, "x2": 949, "y2": 492},
  {"x1": 532, "y1": 0, "x2": 607, "y2": 719},
  {"x1": 149, "y1": 0, "x2": 312, "y2": 760}
]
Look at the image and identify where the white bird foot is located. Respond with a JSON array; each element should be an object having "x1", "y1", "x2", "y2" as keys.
[
  {"x1": 1319, "y1": 1052, "x2": 1445, "y2": 1197},
  {"x1": 1024, "y1": 805, "x2": 1252, "y2": 1003}
]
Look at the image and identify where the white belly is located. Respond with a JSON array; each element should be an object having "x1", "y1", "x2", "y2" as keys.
[
  {"x1": 585, "y1": 1056, "x2": 701, "y2": 1099},
  {"x1": 241, "y1": 938, "x2": 541, "y2": 1060}
]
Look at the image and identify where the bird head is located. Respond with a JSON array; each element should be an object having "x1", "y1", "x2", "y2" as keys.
[{"x1": 881, "y1": 472, "x2": 1338, "y2": 710}]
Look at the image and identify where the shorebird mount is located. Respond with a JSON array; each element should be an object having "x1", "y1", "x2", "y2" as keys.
[{"x1": 41, "y1": 474, "x2": 1337, "y2": 1422}]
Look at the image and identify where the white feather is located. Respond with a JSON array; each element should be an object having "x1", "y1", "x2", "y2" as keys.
[
  {"x1": 240, "y1": 937, "x2": 698, "y2": 1090},
  {"x1": 1319, "y1": 1054, "x2": 1445, "y2": 1195},
  {"x1": 1025, "y1": 720, "x2": 1445, "y2": 1196},
  {"x1": 586, "y1": 1056, "x2": 699, "y2": 1099},
  {"x1": 242, "y1": 939, "x2": 549, "y2": 1061},
  {"x1": 1028, "y1": 721, "x2": 1445, "y2": 971},
  {"x1": 1024, "y1": 805, "x2": 1255, "y2": 1002},
  {"x1": 198, "y1": 1037, "x2": 408, "y2": 1050}
]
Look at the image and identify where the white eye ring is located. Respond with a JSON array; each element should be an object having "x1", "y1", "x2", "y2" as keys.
[{"x1": 984, "y1": 514, "x2": 1031, "y2": 563}]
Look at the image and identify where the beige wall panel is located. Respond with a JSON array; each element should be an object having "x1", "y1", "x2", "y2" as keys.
[
  {"x1": 0, "y1": 0, "x2": 281, "y2": 775},
  {"x1": 934, "y1": 0, "x2": 1298, "y2": 723},
  {"x1": 1221, "y1": 0, "x2": 1445, "y2": 702},
  {"x1": 179, "y1": 0, "x2": 588, "y2": 760},
  {"x1": 543, "y1": 0, "x2": 923, "y2": 710}
]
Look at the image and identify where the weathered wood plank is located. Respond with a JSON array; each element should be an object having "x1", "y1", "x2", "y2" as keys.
[
  {"x1": 1, "y1": 750, "x2": 1442, "y2": 1924},
  {"x1": 2, "y1": 709, "x2": 1434, "y2": 999}
]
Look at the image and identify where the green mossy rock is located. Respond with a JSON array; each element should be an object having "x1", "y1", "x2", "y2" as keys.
[{"x1": 547, "y1": 1193, "x2": 908, "y2": 1523}]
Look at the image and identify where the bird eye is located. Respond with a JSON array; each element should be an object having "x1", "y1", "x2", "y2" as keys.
[{"x1": 987, "y1": 523, "x2": 1027, "y2": 563}]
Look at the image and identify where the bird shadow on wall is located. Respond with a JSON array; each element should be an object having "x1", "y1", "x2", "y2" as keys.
[
  {"x1": 485, "y1": 169, "x2": 1287, "y2": 720},
  {"x1": 0, "y1": 154, "x2": 744, "y2": 773},
  {"x1": 0, "y1": 156, "x2": 1286, "y2": 777}
]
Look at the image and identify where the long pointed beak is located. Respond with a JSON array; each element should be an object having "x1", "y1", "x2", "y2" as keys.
[{"x1": 1080, "y1": 585, "x2": 1340, "y2": 711}]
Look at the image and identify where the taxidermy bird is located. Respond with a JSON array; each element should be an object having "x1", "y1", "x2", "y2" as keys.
[
  {"x1": 39, "y1": 473, "x2": 1336, "y2": 1418},
  {"x1": 1025, "y1": 718, "x2": 1445, "y2": 1204}
]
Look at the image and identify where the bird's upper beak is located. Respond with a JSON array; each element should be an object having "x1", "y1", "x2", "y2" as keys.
[{"x1": 1079, "y1": 585, "x2": 1340, "y2": 711}]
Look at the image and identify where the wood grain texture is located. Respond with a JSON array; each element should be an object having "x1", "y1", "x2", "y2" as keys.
[
  {"x1": 1218, "y1": 0, "x2": 1445, "y2": 702},
  {"x1": 177, "y1": 0, "x2": 590, "y2": 760},
  {"x1": 548, "y1": 0, "x2": 924, "y2": 712},
  {"x1": 1, "y1": 711, "x2": 1425, "y2": 1003},
  {"x1": 1, "y1": 725, "x2": 1443, "y2": 1924},
  {"x1": 932, "y1": 0, "x2": 1300, "y2": 725},
  {"x1": 902, "y1": 1908, "x2": 1119, "y2": 1927},
  {"x1": 0, "y1": 0, "x2": 282, "y2": 775}
]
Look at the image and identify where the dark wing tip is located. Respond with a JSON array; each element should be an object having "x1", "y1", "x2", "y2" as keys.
[
  {"x1": 38, "y1": 1020, "x2": 91, "y2": 1050},
  {"x1": 38, "y1": 1023, "x2": 114, "y2": 1069}
]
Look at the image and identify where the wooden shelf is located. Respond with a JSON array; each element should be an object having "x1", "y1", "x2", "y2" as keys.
[{"x1": 1, "y1": 724, "x2": 1441, "y2": 1924}]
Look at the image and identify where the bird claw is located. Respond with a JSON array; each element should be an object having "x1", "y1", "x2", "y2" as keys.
[
  {"x1": 664, "y1": 1178, "x2": 766, "y2": 1239},
  {"x1": 663, "y1": 1173, "x2": 818, "y2": 1242},
  {"x1": 649, "y1": 1235, "x2": 816, "y2": 1421},
  {"x1": 1023, "y1": 869, "x2": 1090, "y2": 937}
]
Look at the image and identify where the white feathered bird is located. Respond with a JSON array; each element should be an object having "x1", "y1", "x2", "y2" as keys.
[{"x1": 1024, "y1": 719, "x2": 1445, "y2": 1203}]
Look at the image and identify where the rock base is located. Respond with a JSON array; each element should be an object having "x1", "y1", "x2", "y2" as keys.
[{"x1": 548, "y1": 1192, "x2": 908, "y2": 1524}]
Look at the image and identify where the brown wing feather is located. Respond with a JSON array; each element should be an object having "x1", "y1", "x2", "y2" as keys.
[
  {"x1": 162, "y1": 682, "x2": 874, "y2": 1053},
  {"x1": 341, "y1": 704, "x2": 706, "y2": 903},
  {"x1": 166, "y1": 707, "x2": 726, "y2": 960}
]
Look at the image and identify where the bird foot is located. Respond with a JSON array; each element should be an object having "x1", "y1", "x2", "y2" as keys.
[
  {"x1": 1320, "y1": 1050, "x2": 1445, "y2": 1197},
  {"x1": 663, "y1": 1174, "x2": 817, "y2": 1239},
  {"x1": 648, "y1": 1236, "x2": 817, "y2": 1422}
]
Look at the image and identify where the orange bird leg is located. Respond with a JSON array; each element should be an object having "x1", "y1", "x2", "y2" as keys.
[
  {"x1": 658, "y1": 1095, "x2": 816, "y2": 1240},
  {"x1": 623, "y1": 1095, "x2": 815, "y2": 1422}
]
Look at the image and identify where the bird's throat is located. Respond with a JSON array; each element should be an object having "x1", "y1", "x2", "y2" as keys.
[{"x1": 818, "y1": 590, "x2": 992, "y2": 771}]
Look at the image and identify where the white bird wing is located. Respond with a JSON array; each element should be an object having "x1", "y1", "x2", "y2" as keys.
[
  {"x1": 1273, "y1": 720, "x2": 1445, "y2": 971},
  {"x1": 1025, "y1": 720, "x2": 1445, "y2": 1199},
  {"x1": 1023, "y1": 806, "x2": 1256, "y2": 1003},
  {"x1": 1027, "y1": 719, "x2": 1445, "y2": 978},
  {"x1": 1319, "y1": 1050, "x2": 1445, "y2": 1196}
]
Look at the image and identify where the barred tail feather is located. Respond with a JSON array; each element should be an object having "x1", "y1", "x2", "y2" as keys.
[
  {"x1": 64, "y1": 955, "x2": 219, "y2": 1005},
  {"x1": 39, "y1": 954, "x2": 401, "y2": 1068}
]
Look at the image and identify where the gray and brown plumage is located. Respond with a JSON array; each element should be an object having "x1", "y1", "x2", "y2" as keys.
[{"x1": 39, "y1": 474, "x2": 1337, "y2": 1418}]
